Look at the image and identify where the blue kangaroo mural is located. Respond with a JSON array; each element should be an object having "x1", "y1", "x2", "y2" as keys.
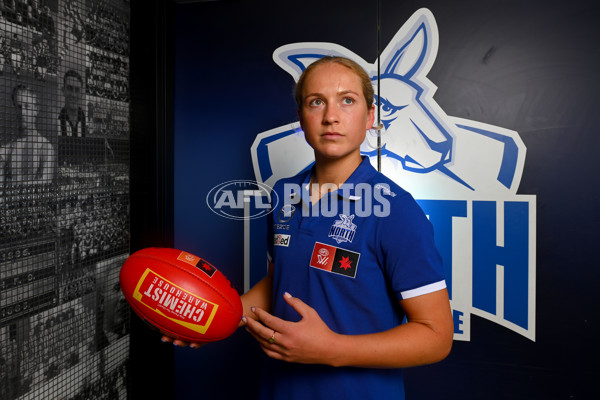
[
  {"x1": 251, "y1": 8, "x2": 526, "y2": 200},
  {"x1": 250, "y1": 8, "x2": 536, "y2": 341}
]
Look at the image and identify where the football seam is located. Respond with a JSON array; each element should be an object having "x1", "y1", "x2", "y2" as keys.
[{"x1": 129, "y1": 252, "x2": 241, "y2": 315}]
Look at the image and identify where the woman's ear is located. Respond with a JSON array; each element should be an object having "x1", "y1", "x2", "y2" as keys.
[
  {"x1": 297, "y1": 108, "x2": 304, "y2": 130},
  {"x1": 366, "y1": 104, "x2": 375, "y2": 130}
]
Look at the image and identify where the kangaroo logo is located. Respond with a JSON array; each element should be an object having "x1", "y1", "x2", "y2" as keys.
[
  {"x1": 251, "y1": 8, "x2": 526, "y2": 199},
  {"x1": 250, "y1": 8, "x2": 536, "y2": 341},
  {"x1": 328, "y1": 214, "x2": 357, "y2": 244}
]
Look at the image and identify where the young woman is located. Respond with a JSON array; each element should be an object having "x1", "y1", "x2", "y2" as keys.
[{"x1": 166, "y1": 56, "x2": 453, "y2": 400}]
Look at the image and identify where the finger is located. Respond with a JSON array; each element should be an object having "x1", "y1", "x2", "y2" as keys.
[
  {"x1": 282, "y1": 292, "x2": 313, "y2": 319},
  {"x1": 161, "y1": 335, "x2": 201, "y2": 349},
  {"x1": 161, "y1": 335, "x2": 189, "y2": 346},
  {"x1": 259, "y1": 343, "x2": 286, "y2": 361},
  {"x1": 245, "y1": 312, "x2": 276, "y2": 342},
  {"x1": 250, "y1": 306, "x2": 287, "y2": 334},
  {"x1": 252, "y1": 330, "x2": 284, "y2": 358},
  {"x1": 245, "y1": 324, "x2": 270, "y2": 345},
  {"x1": 245, "y1": 314, "x2": 286, "y2": 351}
]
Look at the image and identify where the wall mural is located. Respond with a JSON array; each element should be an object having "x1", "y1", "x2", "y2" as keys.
[
  {"x1": 250, "y1": 8, "x2": 536, "y2": 342},
  {"x1": 0, "y1": 1, "x2": 130, "y2": 399}
]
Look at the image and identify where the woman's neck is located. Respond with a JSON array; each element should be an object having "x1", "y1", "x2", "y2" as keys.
[{"x1": 310, "y1": 152, "x2": 362, "y2": 201}]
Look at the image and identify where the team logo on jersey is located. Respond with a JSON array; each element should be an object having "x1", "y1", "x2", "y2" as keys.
[
  {"x1": 328, "y1": 214, "x2": 357, "y2": 244},
  {"x1": 310, "y1": 242, "x2": 360, "y2": 278}
]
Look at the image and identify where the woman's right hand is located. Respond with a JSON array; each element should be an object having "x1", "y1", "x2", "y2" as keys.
[{"x1": 161, "y1": 335, "x2": 205, "y2": 349}]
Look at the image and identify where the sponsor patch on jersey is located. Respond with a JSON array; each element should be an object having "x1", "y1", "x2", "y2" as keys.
[
  {"x1": 274, "y1": 234, "x2": 291, "y2": 247},
  {"x1": 310, "y1": 242, "x2": 360, "y2": 278},
  {"x1": 278, "y1": 204, "x2": 296, "y2": 223}
]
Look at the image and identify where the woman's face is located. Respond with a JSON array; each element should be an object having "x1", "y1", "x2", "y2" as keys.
[
  {"x1": 17, "y1": 90, "x2": 38, "y2": 129},
  {"x1": 298, "y1": 62, "x2": 374, "y2": 163}
]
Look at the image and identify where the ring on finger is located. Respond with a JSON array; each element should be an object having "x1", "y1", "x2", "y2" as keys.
[{"x1": 268, "y1": 330, "x2": 277, "y2": 344}]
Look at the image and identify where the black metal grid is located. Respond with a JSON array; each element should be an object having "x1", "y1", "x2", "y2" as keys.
[{"x1": 0, "y1": 1, "x2": 130, "y2": 399}]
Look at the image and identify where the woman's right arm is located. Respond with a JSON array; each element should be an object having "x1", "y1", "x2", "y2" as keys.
[
  {"x1": 161, "y1": 261, "x2": 274, "y2": 347},
  {"x1": 240, "y1": 261, "x2": 274, "y2": 323}
]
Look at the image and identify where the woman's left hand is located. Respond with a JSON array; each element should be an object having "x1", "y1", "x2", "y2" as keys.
[{"x1": 244, "y1": 292, "x2": 339, "y2": 365}]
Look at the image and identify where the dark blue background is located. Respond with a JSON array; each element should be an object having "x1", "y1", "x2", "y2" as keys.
[{"x1": 172, "y1": 1, "x2": 599, "y2": 398}]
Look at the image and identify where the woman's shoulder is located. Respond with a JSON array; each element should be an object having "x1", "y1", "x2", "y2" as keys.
[
  {"x1": 367, "y1": 170, "x2": 431, "y2": 227},
  {"x1": 369, "y1": 169, "x2": 413, "y2": 203}
]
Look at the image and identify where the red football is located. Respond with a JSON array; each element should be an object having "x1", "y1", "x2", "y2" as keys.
[{"x1": 119, "y1": 247, "x2": 243, "y2": 343}]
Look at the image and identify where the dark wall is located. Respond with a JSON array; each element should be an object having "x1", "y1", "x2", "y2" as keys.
[
  {"x1": 394, "y1": 2, "x2": 599, "y2": 399},
  {"x1": 170, "y1": 0, "x2": 598, "y2": 399},
  {"x1": 129, "y1": 0, "x2": 174, "y2": 398}
]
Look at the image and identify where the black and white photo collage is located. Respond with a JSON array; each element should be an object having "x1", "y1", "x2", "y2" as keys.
[{"x1": 1, "y1": 1, "x2": 131, "y2": 399}]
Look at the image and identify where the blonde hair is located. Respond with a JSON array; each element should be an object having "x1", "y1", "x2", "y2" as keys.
[{"x1": 294, "y1": 56, "x2": 374, "y2": 110}]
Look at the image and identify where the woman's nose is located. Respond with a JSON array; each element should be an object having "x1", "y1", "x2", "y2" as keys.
[{"x1": 322, "y1": 104, "x2": 339, "y2": 124}]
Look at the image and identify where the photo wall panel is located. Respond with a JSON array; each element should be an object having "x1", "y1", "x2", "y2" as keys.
[{"x1": 0, "y1": 1, "x2": 131, "y2": 399}]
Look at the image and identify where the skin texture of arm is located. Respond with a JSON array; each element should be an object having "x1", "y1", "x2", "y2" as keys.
[{"x1": 239, "y1": 262, "x2": 274, "y2": 320}]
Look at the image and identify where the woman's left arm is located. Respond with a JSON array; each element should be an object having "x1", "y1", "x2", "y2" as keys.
[{"x1": 244, "y1": 289, "x2": 453, "y2": 368}]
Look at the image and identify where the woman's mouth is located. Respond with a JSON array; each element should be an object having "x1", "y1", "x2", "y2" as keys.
[{"x1": 322, "y1": 132, "x2": 342, "y2": 139}]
